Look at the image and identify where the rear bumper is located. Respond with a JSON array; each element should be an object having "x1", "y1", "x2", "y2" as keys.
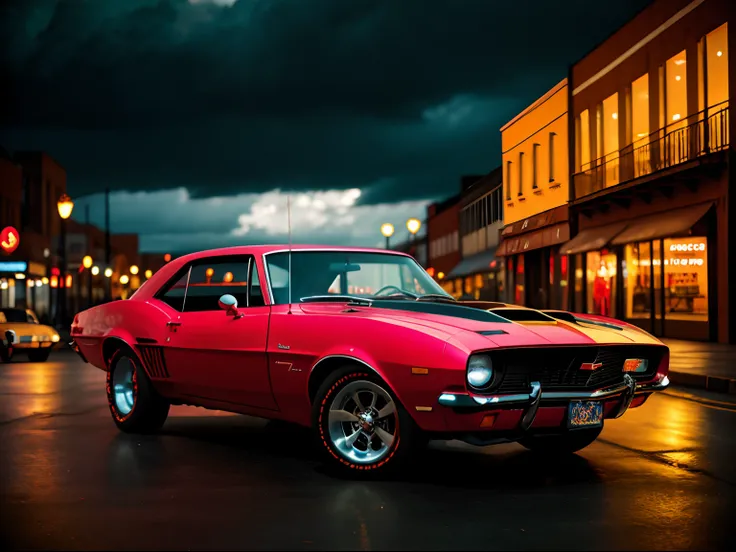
[
  {"x1": 3, "y1": 330, "x2": 59, "y2": 350},
  {"x1": 437, "y1": 373, "x2": 669, "y2": 432}
]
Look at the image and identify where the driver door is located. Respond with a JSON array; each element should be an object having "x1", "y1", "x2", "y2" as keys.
[{"x1": 156, "y1": 255, "x2": 276, "y2": 410}]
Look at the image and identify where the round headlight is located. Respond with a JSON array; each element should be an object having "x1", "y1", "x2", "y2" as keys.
[{"x1": 467, "y1": 355, "x2": 493, "y2": 388}]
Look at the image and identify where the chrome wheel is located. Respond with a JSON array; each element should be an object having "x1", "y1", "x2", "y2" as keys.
[
  {"x1": 327, "y1": 380, "x2": 398, "y2": 464},
  {"x1": 112, "y1": 357, "x2": 136, "y2": 416}
]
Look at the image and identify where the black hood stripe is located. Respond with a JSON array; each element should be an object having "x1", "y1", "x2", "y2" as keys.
[{"x1": 370, "y1": 300, "x2": 511, "y2": 323}]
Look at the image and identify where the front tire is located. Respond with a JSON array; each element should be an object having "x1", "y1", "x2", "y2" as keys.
[
  {"x1": 519, "y1": 426, "x2": 603, "y2": 455},
  {"x1": 106, "y1": 347, "x2": 170, "y2": 433},
  {"x1": 28, "y1": 349, "x2": 51, "y2": 363},
  {"x1": 313, "y1": 366, "x2": 420, "y2": 475}
]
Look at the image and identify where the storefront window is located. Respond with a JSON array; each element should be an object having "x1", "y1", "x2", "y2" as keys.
[
  {"x1": 586, "y1": 250, "x2": 617, "y2": 317},
  {"x1": 624, "y1": 242, "x2": 652, "y2": 319},
  {"x1": 573, "y1": 254, "x2": 584, "y2": 312},
  {"x1": 664, "y1": 237, "x2": 708, "y2": 322}
]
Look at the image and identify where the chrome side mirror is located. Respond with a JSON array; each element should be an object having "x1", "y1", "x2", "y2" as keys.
[{"x1": 218, "y1": 294, "x2": 243, "y2": 319}]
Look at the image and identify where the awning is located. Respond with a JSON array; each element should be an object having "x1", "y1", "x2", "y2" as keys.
[
  {"x1": 559, "y1": 221, "x2": 628, "y2": 255},
  {"x1": 497, "y1": 222, "x2": 571, "y2": 257},
  {"x1": 610, "y1": 202, "x2": 713, "y2": 245},
  {"x1": 446, "y1": 249, "x2": 499, "y2": 279}
]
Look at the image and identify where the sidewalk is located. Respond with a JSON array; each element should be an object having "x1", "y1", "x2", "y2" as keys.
[{"x1": 664, "y1": 339, "x2": 736, "y2": 395}]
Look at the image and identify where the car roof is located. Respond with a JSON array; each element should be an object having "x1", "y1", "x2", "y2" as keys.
[{"x1": 174, "y1": 245, "x2": 412, "y2": 263}]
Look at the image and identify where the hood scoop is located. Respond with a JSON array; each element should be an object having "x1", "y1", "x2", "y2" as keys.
[
  {"x1": 488, "y1": 308, "x2": 558, "y2": 323},
  {"x1": 477, "y1": 329, "x2": 508, "y2": 336}
]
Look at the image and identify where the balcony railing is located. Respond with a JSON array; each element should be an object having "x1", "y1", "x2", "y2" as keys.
[{"x1": 574, "y1": 103, "x2": 730, "y2": 199}]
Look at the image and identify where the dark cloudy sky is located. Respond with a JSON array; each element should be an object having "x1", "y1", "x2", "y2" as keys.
[{"x1": 1, "y1": 0, "x2": 650, "y2": 252}]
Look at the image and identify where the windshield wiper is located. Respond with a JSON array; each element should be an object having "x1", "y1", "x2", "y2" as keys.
[
  {"x1": 416, "y1": 294, "x2": 457, "y2": 303},
  {"x1": 300, "y1": 295, "x2": 373, "y2": 306},
  {"x1": 370, "y1": 290, "x2": 419, "y2": 300}
]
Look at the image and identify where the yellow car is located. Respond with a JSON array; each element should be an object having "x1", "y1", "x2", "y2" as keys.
[{"x1": 0, "y1": 308, "x2": 61, "y2": 363}]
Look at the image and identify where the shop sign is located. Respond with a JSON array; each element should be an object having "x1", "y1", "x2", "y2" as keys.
[
  {"x1": 1, "y1": 227, "x2": 20, "y2": 254},
  {"x1": 0, "y1": 261, "x2": 28, "y2": 272},
  {"x1": 669, "y1": 242, "x2": 706, "y2": 252}
]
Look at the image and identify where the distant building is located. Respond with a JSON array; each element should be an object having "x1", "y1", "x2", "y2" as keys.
[
  {"x1": 497, "y1": 79, "x2": 571, "y2": 310},
  {"x1": 426, "y1": 194, "x2": 460, "y2": 284}
]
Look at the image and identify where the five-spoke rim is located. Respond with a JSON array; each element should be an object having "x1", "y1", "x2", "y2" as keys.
[
  {"x1": 327, "y1": 380, "x2": 398, "y2": 464},
  {"x1": 112, "y1": 358, "x2": 136, "y2": 416}
]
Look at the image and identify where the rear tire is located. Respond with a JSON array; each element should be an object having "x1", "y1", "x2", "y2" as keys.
[
  {"x1": 312, "y1": 366, "x2": 421, "y2": 476},
  {"x1": 28, "y1": 349, "x2": 51, "y2": 363},
  {"x1": 106, "y1": 346, "x2": 170, "y2": 433},
  {"x1": 519, "y1": 426, "x2": 603, "y2": 454}
]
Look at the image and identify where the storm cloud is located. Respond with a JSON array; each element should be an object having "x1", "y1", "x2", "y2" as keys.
[{"x1": 0, "y1": 0, "x2": 650, "y2": 250}]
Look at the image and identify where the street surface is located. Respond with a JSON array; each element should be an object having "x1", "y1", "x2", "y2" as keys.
[{"x1": 1, "y1": 351, "x2": 735, "y2": 551}]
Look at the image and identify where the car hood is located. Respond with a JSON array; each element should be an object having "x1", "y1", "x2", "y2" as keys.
[{"x1": 298, "y1": 301, "x2": 662, "y2": 347}]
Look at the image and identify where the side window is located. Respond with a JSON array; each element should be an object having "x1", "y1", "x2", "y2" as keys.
[
  {"x1": 158, "y1": 270, "x2": 190, "y2": 311},
  {"x1": 183, "y1": 259, "x2": 251, "y2": 313}
]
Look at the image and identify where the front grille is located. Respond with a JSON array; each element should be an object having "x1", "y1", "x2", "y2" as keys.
[
  {"x1": 137, "y1": 345, "x2": 170, "y2": 378},
  {"x1": 488, "y1": 345, "x2": 664, "y2": 394}
]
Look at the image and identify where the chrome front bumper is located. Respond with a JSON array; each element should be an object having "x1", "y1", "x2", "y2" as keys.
[{"x1": 438, "y1": 373, "x2": 670, "y2": 431}]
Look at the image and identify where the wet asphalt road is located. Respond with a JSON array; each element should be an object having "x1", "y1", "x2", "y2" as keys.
[{"x1": 1, "y1": 351, "x2": 735, "y2": 551}]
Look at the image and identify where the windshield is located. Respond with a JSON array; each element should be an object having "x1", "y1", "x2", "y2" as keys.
[
  {"x1": 0, "y1": 308, "x2": 36, "y2": 324},
  {"x1": 264, "y1": 251, "x2": 452, "y2": 304}
]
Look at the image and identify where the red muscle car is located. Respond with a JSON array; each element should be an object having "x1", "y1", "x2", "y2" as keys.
[{"x1": 71, "y1": 245, "x2": 670, "y2": 475}]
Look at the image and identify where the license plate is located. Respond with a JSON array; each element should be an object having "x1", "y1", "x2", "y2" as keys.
[{"x1": 567, "y1": 400, "x2": 603, "y2": 428}]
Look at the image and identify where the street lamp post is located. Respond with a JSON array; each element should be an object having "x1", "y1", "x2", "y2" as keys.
[
  {"x1": 380, "y1": 223, "x2": 395, "y2": 249},
  {"x1": 82, "y1": 255, "x2": 93, "y2": 309},
  {"x1": 57, "y1": 194, "x2": 74, "y2": 326}
]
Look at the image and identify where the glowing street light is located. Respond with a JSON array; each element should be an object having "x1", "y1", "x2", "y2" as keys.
[
  {"x1": 144, "y1": 269, "x2": 153, "y2": 279},
  {"x1": 57, "y1": 194, "x2": 74, "y2": 220},
  {"x1": 82, "y1": 255, "x2": 93, "y2": 269},
  {"x1": 406, "y1": 218, "x2": 421, "y2": 237},
  {"x1": 130, "y1": 265, "x2": 139, "y2": 275},
  {"x1": 119, "y1": 274, "x2": 129, "y2": 285},
  {"x1": 164, "y1": 253, "x2": 172, "y2": 262},
  {"x1": 91, "y1": 266, "x2": 100, "y2": 276},
  {"x1": 380, "y1": 223, "x2": 395, "y2": 249},
  {"x1": 104, "y1": 267, "x2": 113, "y2": 278}
]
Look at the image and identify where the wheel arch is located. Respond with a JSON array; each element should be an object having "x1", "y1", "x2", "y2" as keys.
[
  {"x1": 102, "y1": 336, "x2": 139, "y2": 370},
  {"x1": 308, "y1": 354, "x2": 404, "y2": 408}
]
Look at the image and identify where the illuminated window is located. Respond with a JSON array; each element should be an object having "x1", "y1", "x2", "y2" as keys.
[
  {"x1": 663, "y1": 237, "x2": 708, "y2": 323},
  {"x1": 586, "y1": 250, "x2": 617, "y2": 317},
  {"x1": 577, "y1": 109, "x2": 590, "y2": 171},
  {"x1": 602, "y1": 93, "x2": 619, "y2": 186},
  {"x1": 631, "y1": 74, "x2": 650, "y2": 177},
  {"x1": 706, "y1": 23, "x2": 728, "y2": 109},
  {"x1": 666, "y1": 51, "x2": 688, "y2": 127}
]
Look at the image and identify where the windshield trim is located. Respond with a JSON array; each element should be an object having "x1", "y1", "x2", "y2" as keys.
[{"x1": 261, "y1": 248, "x2": 445, "y2": 306}]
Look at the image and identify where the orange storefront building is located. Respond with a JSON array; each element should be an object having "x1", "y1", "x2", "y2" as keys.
[{"x1": 559, "y1": 0, "x2": 734, "y2": 342}]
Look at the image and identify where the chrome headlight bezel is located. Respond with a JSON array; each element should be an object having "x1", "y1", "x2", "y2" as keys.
[{"x1": 466, "y1": 353, "x2": 494, "y2": 391}]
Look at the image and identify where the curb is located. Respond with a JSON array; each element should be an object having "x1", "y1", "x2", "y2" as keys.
[{"x1": 668, "y1": 370, "x2": 736, "y2": 395}]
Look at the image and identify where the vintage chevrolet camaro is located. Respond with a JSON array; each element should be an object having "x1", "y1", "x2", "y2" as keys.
[{"x1": 71, "y1": 245, "x2": 670, "y2": 474}]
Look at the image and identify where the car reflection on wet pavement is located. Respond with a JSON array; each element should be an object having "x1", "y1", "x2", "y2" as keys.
[{"x1": 1, "y1": 352, "x2": 735, "y2": 551}]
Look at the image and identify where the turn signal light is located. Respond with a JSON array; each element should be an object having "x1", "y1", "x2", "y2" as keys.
[
  {"x1": 480, "y1": 414, "x2": 497, "y2": 428},
  {"x1": 623, "y1": 358, "x2": 648, "y2": 373}
]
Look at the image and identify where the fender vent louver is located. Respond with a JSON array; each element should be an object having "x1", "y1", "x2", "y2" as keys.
[{"x1": 137, "y1": 345, "x2": 170, "y2": 378}]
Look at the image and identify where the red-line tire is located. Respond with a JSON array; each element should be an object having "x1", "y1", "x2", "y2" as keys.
[
  {"x1": 106, "y1": 346, "x2": 170, "y2": 434},
  {"x1": 312, "y1": 366, "x2": 420, "y2": 477}
]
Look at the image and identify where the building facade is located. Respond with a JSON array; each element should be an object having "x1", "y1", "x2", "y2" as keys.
[
  {"x1": 560, "y1": 0, "x2": 733, "y2": 342},
  {"x1": 444, "y1": 171, "x2": 504, "y2": 300},
  {"x1": 497, "y1": 79, "x2": 571, "y2": 309},
  {"x1": 426, "y1": 194, "x2": 460, "y2": 284}
]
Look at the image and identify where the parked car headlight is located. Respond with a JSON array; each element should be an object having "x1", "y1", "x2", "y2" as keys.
[{"x1": 467, "y1": 354, "x2": 493, "y2": 389}]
